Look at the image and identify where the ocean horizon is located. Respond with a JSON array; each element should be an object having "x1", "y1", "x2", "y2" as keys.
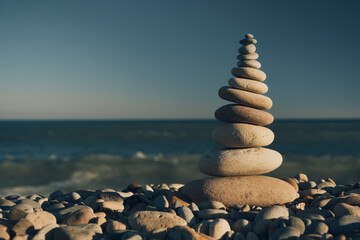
[{"x1": 0, "y1": 119, "x2": 359, "y2": 196}]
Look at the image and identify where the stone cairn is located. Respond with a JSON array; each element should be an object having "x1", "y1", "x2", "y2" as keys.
[{"x1": 182, "y1": 34, "x2": 297, "y2": 207}]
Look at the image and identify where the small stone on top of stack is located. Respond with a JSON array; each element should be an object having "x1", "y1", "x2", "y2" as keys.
[{"x1": 182, "y1": 33, "x2": 298, "y2": 207}]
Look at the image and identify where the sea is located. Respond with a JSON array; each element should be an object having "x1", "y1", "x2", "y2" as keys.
[{"x1": 0, "y1": 119, "x2": 359, "y2": 196}]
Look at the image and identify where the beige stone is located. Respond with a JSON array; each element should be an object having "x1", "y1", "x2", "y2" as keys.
[
  {"x1": 198, "y1": 148, "x2": 282, "y2": 176},
  {"x1": 283, "y1": 178, "x2": 299, "y2": 192},
  {"x1": 215, "y1": 104, "x2": 273, "y2": 125},
  {"x1": 237, "y1": 53, "x2": 259, "y2": 60},
  {"x1": 128, "y1": 210, "x2": 187, "y2": 233},
  {"x1": 182, "y1": 176, "x2": 297, "y2": 207},
  {"x1": 106, "y1": 220, "x2": 127, "y2": 234},
  {"x1": 334, "y1": 203, "x2": 360, "y2": 217},
  {"x1": 237, "y1": 60, "x2": 261, "y2": 69},
  {"x1": 212, "y1": 123, "x2": 274, "y2": 148},
  {"x1": 208, "y1": 218, "x2": 231, "y2": 239},
  {"x1": 218, "y1": 87, "x2": 272, "y2": 110},
  {"x1": 99, "y1": 201, "x2": 124, "y2": 212},
  {"x1": 238, "y1": 44, "x2": 256, "y2": 54},
  {"x1": 24, "y1": 211, "x2": 56, "y2": 230},
  {"x1": 231, "y1": 67, "x2": 266, "y2": 81},
  {"x1": 245, "y1": 33, "x2": 254, "y2": 39},
  {"x1": 228, "y1": 78, "x2": 267, "y2": 94},
  {"x1": 240, "y1": 38, "x2": 257, "y2": 45},
  {"x1": 62, "y1": 208, "x2": 96, "y2": 225}
]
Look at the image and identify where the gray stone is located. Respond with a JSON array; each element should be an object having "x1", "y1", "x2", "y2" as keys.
[
  {"x1": 177, "y1": 206, "x2": 196, "y2": 226},
  {"x1": 197, "y1": 209, "x2": 228, "y2": 219},
  {"x1": 153, "y1": 195, "x2": 169, "y2": 210}
]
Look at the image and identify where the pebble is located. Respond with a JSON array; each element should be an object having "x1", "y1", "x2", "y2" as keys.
[
  {"x1": 99, "y1": 200, "x2": 125, "y2": 212},
  {"x1": 211, "y1": 123, "x2": 274, "y2": 148},
  {"x1": 218, "y1": 86, "x2": 273, "y2": 110},
  {"x1": 237, "y1": 53, "x2": 259, "y2": 60},
  {"x1": 153, "y1": 195, "x2": 169, "y2": 210},
  {"x1": 237, "y1": 60, "x2": 261, "y2": 69},
  {"x1": 231, "y1": 67, "x2": 266, "y2": 81},
  {"x1": 182, "y1": 176, "x2": 297, "y2": 207},
  {"x1": 208, "y1": 218, "x2": 231, "y2": 239},
  {"x1": 233, "y1": 219, "x2": 252, "y2": 234},
  {"x1": 53, "y1": 224, "x2": 102, "y2": 240},
  {"x1": 8, "y1": 204, "x2": 34, "y2": 222},
  {"x1": 106, "y1": 220, "x2": 127, "y2": 234},
  {"x1": 199, "y1": 148, "x2": 281, "y2": 176},
  {"x1": 215, "y1": 104, "x2": 274, "y2": 125},
  {"x1": 177, "y1": 206, "x2": 196, "y2": 226},
  {"x1": 306, "y1": 221, "x2": 329, "y2": 235},
  {"x1": 330, "y1": 215, "x2": 360, "y2": 235},
  {"x1": 198, "y1": 200, "x2": 226, "y2": 210},
  {"x1": 255, "y1": 206, "x2": 290, "y2": 222},
  {"x1": 128, "y1": 210, "x2": 187, "y2": 233},
  {"x1": 238, "y1": 44, "x2": 256, "y2": 54},
  {"x1": 24, "y1": 210, "x2": 56, "y2": 230},
  {"x1": 240, "y1": 38, "x2": 257, "y2": 45},
  {"x1": 295, "y1": 173, "x2": 309, "y2": 182},
  {"x1": 334, "y1": 202, "x2": 360, "y2": 217},
  {"x1": 62, "y1": 208, "x2": 96, "y2": 225},
  {"x1": 198, "y1": 209, "x2": 229, "y2": 219},
  {"x1": 228, "y1": 77, "x2": 267, "y2": 94}
]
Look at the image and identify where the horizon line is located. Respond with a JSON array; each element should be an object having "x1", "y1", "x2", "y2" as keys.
[{"x1": 0, "y1": 117, "x2": 359, "y2": 121}]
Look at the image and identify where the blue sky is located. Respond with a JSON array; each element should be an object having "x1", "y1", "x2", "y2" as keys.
[{"x1": 1, "y1": 1, "x2": 359, "y2": 119}]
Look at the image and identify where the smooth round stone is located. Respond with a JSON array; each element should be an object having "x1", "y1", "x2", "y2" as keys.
[
  {"x1": 128, "y1": 211, "x2": 187, "y2": 233},
  {"x1": 255, "y1": 206, "x2": 290, "y2": 222},
  {"x1": 215, "y1": 104, "x2": 274, "y2": 125},
  {"x1": 24, "y1": 211, "x2": 56, "y2": 230},
  {"x1": 218, "y1": 87, "x2": 272, "y2": 110},
  {"x1": 182, "y1": 176, "x2": 297, "y2": 207},
  {"x1": 208, "y1": 218, "x2": 231, "y2": 239},
  {"x1": 330, "y1": 215, "x2": 360, "y2": 235},
  {"x1": 228, "y1": 78, "x2": 267, "y2": 94},
  {"x1": 198, "y1": 148, "x2": 282, "y2": 176},
  {"x1": 237, "y1": 53, "x2": 259, "y2": 60},
  {"x1": 240, "y1": 38, "x2": 257, "y2": 45},
  {"x1": 334, "y1": 203, "x2": 360, "y2": 217},
  {"x1": 245, "y1": 33, "x2": 254, "y2": 39},
  {"x1": 177, "y1": 206, "x2": 196, "y2": 226},
  {"x1": 231, "y1": 67, "x2": 266, "y2": 81},
  {"x1": 237, "y1": 60, "x2": 261, "y2": 69},
  {"x1": 197, "y1": 201, "x2": 226, "y2": 210},
  {"x1": 212, "y1": 123, "x2": 274, "y2": 148},
  {"x1": 238, "y1": 44, "x2": 256, "y2": 54},
  {"x1": 197, "y1": 209, "x2": 228, "y2": 220}
]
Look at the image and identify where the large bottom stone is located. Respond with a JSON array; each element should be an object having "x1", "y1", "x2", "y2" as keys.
[{"x1": 182, "y1": 176, "x2": 297, "y2": 207}]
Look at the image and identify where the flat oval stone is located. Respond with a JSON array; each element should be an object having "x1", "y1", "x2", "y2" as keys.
[
  {"x1": 245, "y1": 33, "x2": 254, "y2": 39},
  {"x1": 128, "y1": 210, "x2": 187, "y2": 233},
  {"x1": 228, "y1": 78, "x2": 268, "y2": 94},
  {"x1": 212, "y1": 123, "x2": 274, "y2": 148},
  {"x1": 238, "y1": 44, "x2": 256, "y2": 54},
  {"x1": 215, "y1": 104, "x2": 273, "y2": 125},
  {"x1": 240, "y1": 38, "x2": 257, "y2": 45},
  {"x1": 218, "y1": 87, "x2": 272, "y2": 110},
  {"x1": 237, "y1": 60, "x2": 261, "y2": 69},
  {"x1": 231, "y1": 67, "x2": 266, "y2": 81},
  {"x1": 237, "y1": 53, "x2": 259, "y2": 60},
  {"x1": 182, "y1": 176, "x2": 297, "y2": 207},
  {"x1": 198, "y1": 148, "x2": 282, "y2": 176}
]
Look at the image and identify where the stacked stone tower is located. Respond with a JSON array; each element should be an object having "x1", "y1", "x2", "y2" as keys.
[{"x1": 182, "y1": 34, "x2": 297, "y2": 207}]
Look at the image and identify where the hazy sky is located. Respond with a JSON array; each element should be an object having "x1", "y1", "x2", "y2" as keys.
[{"x1": 1, "y1": 1, "x2": 359, "y2": 119}]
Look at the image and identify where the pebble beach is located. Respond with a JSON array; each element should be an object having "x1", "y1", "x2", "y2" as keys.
[{"x1": 0, "y1": 173, "x2": 360, "y2": 240}]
